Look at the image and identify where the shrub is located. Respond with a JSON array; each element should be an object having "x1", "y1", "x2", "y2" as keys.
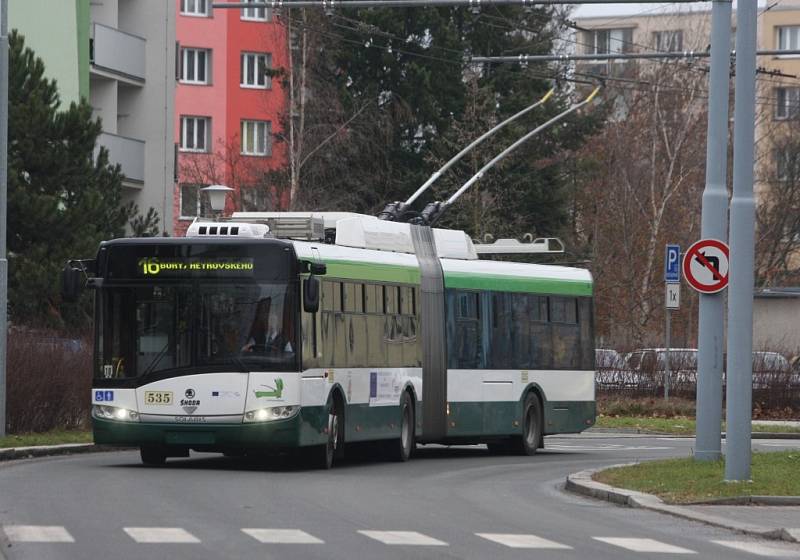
[{"x1": 6, "y1": 328, "x2": 92, "y2": 433}]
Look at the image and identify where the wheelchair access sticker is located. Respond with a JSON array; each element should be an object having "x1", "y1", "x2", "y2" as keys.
[{"x1": 95, "y1": 390, "x2": 114, "y2": 402}]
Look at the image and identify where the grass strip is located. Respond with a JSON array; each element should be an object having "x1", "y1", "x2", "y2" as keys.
[
  {"x1": 595, "y1": 416, "x2": 800, "y2": 435},
  {"x1": 0, "y1": 430, "x2": 93, "y2": 449},
  {"x1": 594, "y1": 451, "x2": 800, "y2": 503}
]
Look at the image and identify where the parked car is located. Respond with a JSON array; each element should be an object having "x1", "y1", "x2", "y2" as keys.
[
  {"x1": 595, "y1": 348, "x2": 622, "y2": 369},
  {"x1": 622, "y1": 348, "x2": 698, "y2": 390}
]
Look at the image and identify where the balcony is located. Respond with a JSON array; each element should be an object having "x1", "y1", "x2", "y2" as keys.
[
  {"x1": 97, "y1": 132, "x2": 145, "y2": 185},
  {"x1": 90, "y1": 23, "x2": 146, "y2": 82}
]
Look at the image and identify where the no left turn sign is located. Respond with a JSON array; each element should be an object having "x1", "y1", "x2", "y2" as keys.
[{"x1": 683, "y1": 238, "x2": 730, "y2": 294}]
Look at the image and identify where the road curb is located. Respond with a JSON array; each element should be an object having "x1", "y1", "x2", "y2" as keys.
[
  {"x1": 0, "y1": 443, "x2": 124, "y2": 462},
  {"x1": 565, "y1": 465, "x2": 799, "y2": 544},
  {"x1": 586, "y1": 428, "x2": 800, "y2": 439}
]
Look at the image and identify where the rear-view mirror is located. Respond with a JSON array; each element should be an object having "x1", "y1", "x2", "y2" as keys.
[
  {"x1": 303, "y1": 276, "x2": 320, "y2": 313},
  {"x1": 61, "y1": 263, "x2": 84, "y2": 303}
]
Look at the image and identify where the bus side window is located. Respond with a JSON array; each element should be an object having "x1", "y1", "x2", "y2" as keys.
[
  {"x1": 343, "y1": 282, "x2": 356, "y2": 313},
  {"x1": 384, "y1": 285, "x2": 398, "y2": 315},
  {"x1": 322, "y1": 281, "x2": 334, "y2": 312},
  {"x1": 365, "y1": 284, "x2": 378, "y2": 314},
  {"x1": 333, "y1": 281, "x2": 342, "y2": 312}
]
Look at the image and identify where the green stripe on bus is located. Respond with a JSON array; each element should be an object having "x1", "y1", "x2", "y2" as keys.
[
  {"x1": 321, "y1": 259, "x2": 421, "y2": 284},
  {"x1": 444, "y1": 272, "x2": 593, "y2": 296}
]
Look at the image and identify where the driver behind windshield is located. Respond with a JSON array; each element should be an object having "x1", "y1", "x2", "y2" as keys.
[{"x1": 242, "y1": 297, "x2": 292, "y2": 353}]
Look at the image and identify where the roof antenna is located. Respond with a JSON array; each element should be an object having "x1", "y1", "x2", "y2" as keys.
[
  {"x1": 418, "y1": 86, "x2": 601, "y2": 227},
  {"x1": 377, "y1": 87, "x2": 555, "y2": 222}
]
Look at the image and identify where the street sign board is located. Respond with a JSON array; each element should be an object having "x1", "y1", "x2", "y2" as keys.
[
  {"x1": 666, "y1": 283, "x2": 680, "y2": 309},
  {"x1": 682, "y1": 238, "x2": 730, "y2": 294},
  {"x1": 665, "y1": 244, "x2": 681, "y2": 282}
]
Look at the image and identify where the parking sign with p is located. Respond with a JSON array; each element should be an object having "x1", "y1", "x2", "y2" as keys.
[{"x1": 665, "y1": 244, "x2": 680, "y2": 283}]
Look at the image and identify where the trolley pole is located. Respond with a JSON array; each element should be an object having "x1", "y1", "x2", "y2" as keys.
[
  {"x1": 0, "y1": 0, "x2": 8, "y2": 438},
  {"x1": 725, "y1": 0, "x2": 757, "y2": 482},
  {"x1": 694, "y1": 0, "x2": 731, "y2": 462}
]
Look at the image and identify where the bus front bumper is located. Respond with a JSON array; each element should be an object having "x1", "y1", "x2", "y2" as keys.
[{"x1": 93, "y1": 408, "x2": 328, "y2": 451}]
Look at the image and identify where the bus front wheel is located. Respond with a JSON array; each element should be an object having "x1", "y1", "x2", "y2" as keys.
[{"x1": 309, "y1": 396, "x2": 343, "y2": 469}]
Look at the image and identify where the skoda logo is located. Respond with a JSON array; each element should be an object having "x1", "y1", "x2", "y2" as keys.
[{"x1": 185, "y1": 388, "x2": 195, "y2": 399}]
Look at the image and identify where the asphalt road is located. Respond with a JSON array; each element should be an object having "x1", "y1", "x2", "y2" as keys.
[{"x1": 1, "y1": 435, "x2": 799, "y2": 560}]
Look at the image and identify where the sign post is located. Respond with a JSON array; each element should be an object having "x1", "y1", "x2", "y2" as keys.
[{"x1": 665, "y1": 245, "x2": 681, "y2": 401}]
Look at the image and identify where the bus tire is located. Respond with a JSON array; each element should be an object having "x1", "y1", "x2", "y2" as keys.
[
  {"x1": 312, "y1": 395, "x2": 343, "y2": 469},
  {"x1": 140, "y1": 446, "x2": 166, "y2": 466},
  {"x1": 513, "y1": 394, "x2": 543, "y2": 456},
  {"x1": 388, "y1": 392, "x2": 415, "y2": 462}
]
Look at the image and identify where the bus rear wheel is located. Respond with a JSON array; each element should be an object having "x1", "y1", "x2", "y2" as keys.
[
  {"x1": 140, "y1": 446, "x2": 166, "y2": 466},
  {"x1": 386, "y1": 392, "x2": 415, "y2": 462},
  {"x1": 512, "y1": 394, "x2": 542, "y2": 456}
]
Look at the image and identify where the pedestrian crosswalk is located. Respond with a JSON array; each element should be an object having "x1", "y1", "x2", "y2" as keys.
[{"x1": 3, "y1": 524, "x2": 800, "y2": 556}]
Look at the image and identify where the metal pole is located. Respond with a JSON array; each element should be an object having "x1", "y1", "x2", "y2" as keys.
[
  {"x1": 404, "y1": 89, "x2": 554, "y2": 207},
  {"x1": 725, "y1": 0, "x2": 757, "y2": 482},
  {"x1": 444, "y1": 87, "x2": 600, "y2": 208},
  {"x1": 0, "y1": 0, "x2": 8, "y2": 437},
  {"x1": 471, "y1": 49, "x2": 800, "y2": 64},
  {"x1": 694, "y1": 0, "x2": 731, "y2": 463},
  {"x1": 665, "y1": 312, "x2": 670, "y2": 402},
  {"x1": 0, "y1": 0, "x2": 8, "y2": 438}
]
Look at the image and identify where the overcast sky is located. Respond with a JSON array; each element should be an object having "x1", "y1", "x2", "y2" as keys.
[{"x1": 571, "y1": 1, "x2": 764, "y2": 19}]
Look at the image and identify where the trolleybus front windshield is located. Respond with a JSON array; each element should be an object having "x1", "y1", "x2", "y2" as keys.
[{"x1": 95, "y1": 243, "x2": 299, "y2": 380}]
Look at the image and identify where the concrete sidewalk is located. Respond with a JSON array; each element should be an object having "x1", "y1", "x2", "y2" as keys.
[
  {"x1": 566, "y1": 465, "x2": 800, "y2": 544},
  {"x1": 0, "y1": 443, "x2": 98, "y2": 461}
]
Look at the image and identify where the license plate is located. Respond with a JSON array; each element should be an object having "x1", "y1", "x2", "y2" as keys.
[{"x1": 144, "y1": 391, "x2": 173, "y2": 405}]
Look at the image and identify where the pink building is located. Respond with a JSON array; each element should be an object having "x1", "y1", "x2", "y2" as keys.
[{"x1": 174, "y1": 0, "x2": 289, "y2": 236}]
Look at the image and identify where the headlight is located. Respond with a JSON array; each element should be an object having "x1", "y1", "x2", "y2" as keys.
[
  {"x1": 243, "y1": 405, "x2": 298, "y2": 423},
  {"x1": 92, "y1": 404, "x2": 139, "y2": 422}
]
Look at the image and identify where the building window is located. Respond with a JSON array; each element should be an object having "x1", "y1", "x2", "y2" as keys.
[
  {"x1": 653, "y1": 30, "x2": 683, "y2": 52},
  {"x1": 241, "y1": 0, "x2": 271, "y2": 21},
  {"x1": 180, "y1": 116, "x2": 210, "y2": 152},
  {"x1": 240, "y1": 52, "x2": 271, "y2": 89},
  {"x1": 180, "y1": 184, "x2": 211, "y2": 218},
  {"x1": 776, "y1": 87, "x2": 800, "y2": 119},
  {"x1": 241, "y1": 120, "x2": 271, "y2": 156},
  {"x1": 180, "y1": 48, "x2": 210, "y2": 84},
  {"x1": 241, "y1": 185, "x2": 270, "y2": 211},
  {"x1": 180, "y1": 0, "x2": 209, "y2": 16},
  {"x1": 778, "y1": 26, "x2": 800, "y2": 51},
  {"x1": 584, "y1": 28, "x2": 633, "y2": 55},
  {"x1": 775, "y1": 148, "x2": 800, "y2": 181}
]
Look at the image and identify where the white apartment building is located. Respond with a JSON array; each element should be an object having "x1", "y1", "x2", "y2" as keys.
[{"x1": 90, "y1": 0, "x2": 176, "y2": 234}]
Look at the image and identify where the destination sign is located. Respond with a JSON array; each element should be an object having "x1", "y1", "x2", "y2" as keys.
[{"x1": 137, "y1": 257, "x2": 255, "y2": 277}]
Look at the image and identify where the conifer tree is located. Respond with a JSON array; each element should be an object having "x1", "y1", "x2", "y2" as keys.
[{"x1": 7, "y1": 31, "x2": 137, "y2": 327}]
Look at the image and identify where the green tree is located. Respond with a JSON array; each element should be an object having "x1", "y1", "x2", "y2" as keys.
[{"x1": 7, "y1": 31, "x2": 139, "y2": 327}]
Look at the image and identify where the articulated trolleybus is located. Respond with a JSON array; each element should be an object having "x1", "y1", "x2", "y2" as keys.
[{"x1": 64, "y1": 213, "x2": 595, "y2": 468}]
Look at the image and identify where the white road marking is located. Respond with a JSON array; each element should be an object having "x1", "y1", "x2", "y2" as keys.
[
  {"x1": 712, "y1": 540, "x2": 800, "y2": 557},
  {"x1": 123, "y1": 527, "x2": 200, "y2": 543},
  {"x1": 476, "y1": 533, "x2": 572, "y2": 549},
  {"x1": 358, "y1": 530, "x2": 448, "y2": 546},
  {"x1": 242, "y1": 529, "x2": 324, "y2": 544},
  {"x1": 2, "y1": 525, "x2": 75, "y2": 543},
  {"x1": 547, "y1": 443, "x2": 672, "y2": 451},
  {"x1": 594, "y1": 537, "x2": 696, "y2": 554}
]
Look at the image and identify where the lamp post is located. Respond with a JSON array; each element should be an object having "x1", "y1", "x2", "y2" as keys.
[{"x1": 201, "y1": 185, "x2": 234, "y2": 219}]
